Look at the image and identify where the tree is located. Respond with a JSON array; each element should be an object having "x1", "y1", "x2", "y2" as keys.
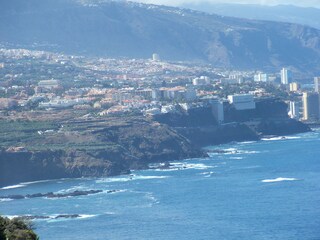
[
  {"x1": 0, "y1": 216, "x2": 38, "y2": 240},
  {"x1": 0, "y1": 216, "x2": 7, "y2": 240}
]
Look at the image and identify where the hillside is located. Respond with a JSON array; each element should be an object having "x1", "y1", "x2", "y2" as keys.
[
  {"x1": 181, "y1": 3, "x2": 320, "y2": 30},
  {"x1": 1, "y1": 0, "x2": 320, "y2": 76}
]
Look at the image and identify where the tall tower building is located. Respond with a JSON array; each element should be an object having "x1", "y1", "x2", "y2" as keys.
[
  {"x1": 302, "y1": 92, "x2": 320, "y2": 121},
  {"x1": 288, "y1": 101, "x2": 300, "y2": 119},
  {"x1": 314, "y1": 77, "x2": 320, "y2": 93},
  {"x1": 289, "y1": 82, "x2": 300, "y2": 92},
  {"x1": 152, "y1": 53, "x2": 160, "y2": 61},
  {"x1": 280, "y1": 68, "x2": 291, "y2": 85}
]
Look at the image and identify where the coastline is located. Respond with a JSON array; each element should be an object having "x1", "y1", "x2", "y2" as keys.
[{"x1": 0, "y1": 118, "x2": 310, "y2": 188}]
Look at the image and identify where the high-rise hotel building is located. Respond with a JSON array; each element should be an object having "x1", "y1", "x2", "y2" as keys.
[
  {"x1": 302, "y1": 92, "x2": 320, "y2": 121},
  {"x1": 280, "y1": 68, "x2": 291, "y2": 85},
  {"x1": 314, "y1": 77, "x2": 320, "y2": 93}
]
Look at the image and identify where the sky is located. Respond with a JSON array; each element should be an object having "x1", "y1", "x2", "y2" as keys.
[{"x1": 132, "y1": 0, "x2": 320, "y2": 8}]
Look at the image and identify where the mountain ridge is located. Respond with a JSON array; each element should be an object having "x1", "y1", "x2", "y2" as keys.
[
  {"x1": 1, "y1": 0, "x2": 320, "y2": 76},
  {"x1": 180, "y1": 3, "x2": 320, "y2": 29}
]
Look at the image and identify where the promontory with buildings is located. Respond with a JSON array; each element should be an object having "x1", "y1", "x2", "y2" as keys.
[{"x1": 0, "y1": 48, "x2": 317, "y2": 187}]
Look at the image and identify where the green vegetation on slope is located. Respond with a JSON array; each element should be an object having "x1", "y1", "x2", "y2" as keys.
[{"x1": 0, "y1": 216, "x2": 38, "y2": 240}]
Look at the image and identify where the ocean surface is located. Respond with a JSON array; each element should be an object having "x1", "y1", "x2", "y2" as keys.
[{"x1": 1, "y1": 130, "x2": 320, "y2": 240}]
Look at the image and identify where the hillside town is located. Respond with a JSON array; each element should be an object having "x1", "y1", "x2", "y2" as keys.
[{"x1": 0, "y1": 48, "x2": 319, "y2": 124}]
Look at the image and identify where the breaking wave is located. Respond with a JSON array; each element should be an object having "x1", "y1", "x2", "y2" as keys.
[
  {"x1": 96, "y1": 175, "x2": 169, "y2": 183},
  {"x1": 262, "y1": 136, "x2": 301, "y2": 141},
  {"x1": 0, "y1": 184, "x2": 26, "y2": 190},
  {"x1": 262, "y1": 177, "x2": 299, "y2": 183}
]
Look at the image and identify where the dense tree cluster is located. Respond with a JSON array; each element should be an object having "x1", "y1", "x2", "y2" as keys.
[{"x1": 0, "y1": 216, "x2": 38, "y2": 240}]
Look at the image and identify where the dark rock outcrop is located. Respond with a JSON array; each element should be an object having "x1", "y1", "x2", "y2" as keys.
[
  {"x1": 153, "y1": 99, "x2": 311, "y2": 147},
  {"x1": 153, "y1": 106, "x2": 218, "y2": 127},
  {"x1": 0, "y1": 117, "x2": 205, "y2": 187},
  {"x1": 176, "y1": 123, "x2": 260, "y2": 147},
  {"x1": 0, "y1": 189, "x2": 107, "y2": 200},
  {"x1": 18, "y1": 215, "x2": 81, "y2": 221},
  {"x1": 256, "y1": 118, "x2": 310, "y2": 136}
]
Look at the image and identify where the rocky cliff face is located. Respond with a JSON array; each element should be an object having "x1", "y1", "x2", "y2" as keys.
[
  {"x1": 176, "y1": 123, "x2": 260, "y2": 147},
  {"x1": 153, "y1": 99, "x2": 311, "y2": 146},
  {"x1": 0, "y1": 99, "x2": 311, "y2": 187},
  {"x1": 1, "y1": 0, "x2": 320, "y2": 75},
  {"x1": 0, "y1": 117, "x2": 204, "y2": 187}
]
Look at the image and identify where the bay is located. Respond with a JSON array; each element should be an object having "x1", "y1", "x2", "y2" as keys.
[{"x1": 1, "y1": 130, "x2": 320, "y2": 240}]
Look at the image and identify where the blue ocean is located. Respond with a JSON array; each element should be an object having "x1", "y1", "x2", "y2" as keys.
[{"x1": 1, "y1": 130, "x2": 320, "y2": 240}]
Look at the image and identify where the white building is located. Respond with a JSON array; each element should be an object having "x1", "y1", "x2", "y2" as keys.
[
  {"x1": 302, "y1": 92, "x2": 320, "y2": 121},
  {"x1": 152, "y1": 53, "x2": 160, "y2": 61},
  {"x1": 161, "y1": 104, "x2": 177, "y2": 114},
  {"x1": 229, "y1": 74, "x2": 244, "y2": 84},
  {"x1": 38, "y1": 98, "x2": 89, "y2": 109},
  {"x1": 192, "y1": 76, "x2": 210, "y2": 86},
  {"x1": 228, "y1": 94, "x2": 256, "y2": 110},
  {"x1": 280, "y1": 68, "x2": 291, "y2": 85},
  {"x1": 314, "y1": 77, "x2": 320, "y2": 93},
  {"x1": 254, "y1": 73, "x2": 269, "y2": 82},
  {"x1": 38, "y1": 79, "x2": 61, "y2": 89},
  {"x1": 288, "y1": 101, "x2": 299, "y2": 119},
  {"x1": 289, "y1": 82, "x2": 300, "y2": 92}
]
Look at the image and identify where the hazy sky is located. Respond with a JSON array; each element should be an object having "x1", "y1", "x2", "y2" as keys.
[{"x1": 133, "y1": 0, "x2": 320, "y2": 8}]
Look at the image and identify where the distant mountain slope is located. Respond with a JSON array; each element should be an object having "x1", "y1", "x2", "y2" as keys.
[
  {"x1": 1, "y1": 0, "x2": 320, "y2": 76},
  {"x1": 181, "y1": 3, "x2": 320, "y2": 30}
]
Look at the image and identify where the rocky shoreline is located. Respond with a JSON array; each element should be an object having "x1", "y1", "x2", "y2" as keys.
[
  {"x1": 0, "y1": 189, "x2": 122, "y2": 201},
  {"x1": 0, "y1": 101, "x2": 311, "y2": 188}
]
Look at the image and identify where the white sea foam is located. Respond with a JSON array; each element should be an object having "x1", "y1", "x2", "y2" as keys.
[
  {"x1": 55, "y1": 185, "x2": 87, "y2": 194},
  {"x1": 262, "y1": 177, "x2": 299, "y2": 183},
  {"x1": 21, "y1": 179, "x2": 53, "y2": 185},
  {"x1": 145, "y1": 192, "x2": 157, "y2": 202},
  {"x1": 45, "y1": 214, "x2": 98, "y2": 222},
  {"x1": 1, "y1": 179, "x2": 65, "y2": 191},
  {"x1": 286, "y1": 136, "x2": 301, "y2": 139},
  {"x1": 262, "y1": 136, "x2": 285, "y2": 141},
  {"x1": 199, "y1": 171, "x2": 215, "y2": 175},
  {"x1": 201, "y1": 171, "x2": 215, "y2": 178},
  {"x1": 223, "y1": 148, "x2": 237, "y2": 152},
  {"x1": 96, "y1": 177, "x2": 131, "y2": 183},
  {"x1": 0, "y1": 184, "x2": 26, "y2": 190},
  {"x1": 0, "y1": 198, "x2": 13, "y2": 202},
  {"x1": 104, "y1": 212, "x2": 116, "y2": 215},
  {"x1": 238, "y1": 150, "x2": 259, "y2": 154},
  {"x1": 96, "y1": 175, "x2": 168, "y2": 183},
  {"x1": 135, "y1": 175, "x2": 168, "y2": 180},
  {"x1": 262, "y1": 136, "x2": 301, "y2": 141},
  {"x1": 239, "y1": 141, "x2": 256, "y2": 144},
  {"x1": 153, "y1": 168, "x2": 179, "y2": 172},
  {"x1": 5, "y1": 214, "x2": 97, "y2": 222},
  {"x1": 169, "y1": 162, "x2": 215, "y2": 170},
  {"x1": 210, "y1": 148, "x2": 259, "y2": 155},
  {"x1": 77, "y1": 214, "x2": 97, "y2": 219},
  {"x1": 242, "y1": 165, "x2": 261, "y2": 169}
]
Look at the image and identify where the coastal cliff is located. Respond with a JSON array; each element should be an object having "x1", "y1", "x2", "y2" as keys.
[
  {"x1": 0, "y1": 99, "x2": 311, "y2": 187},
  {"x1": 0, "y1": 116, "x2": 204, "y2": 187},
  {"x1": 153, "y1": 98, "x2": 310, "y2": 146}
]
